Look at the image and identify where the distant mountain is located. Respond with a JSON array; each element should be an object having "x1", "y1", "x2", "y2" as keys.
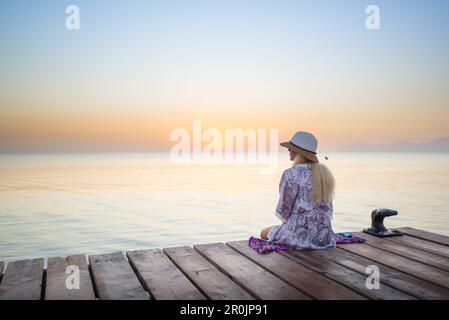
[{"x1": 337, "y1": 137, "x2": 449, "y2": 153}]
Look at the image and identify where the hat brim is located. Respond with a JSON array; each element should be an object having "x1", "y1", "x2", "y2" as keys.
[{"x1": 280, "y1": 141, "x2": 319, "y2": 163}]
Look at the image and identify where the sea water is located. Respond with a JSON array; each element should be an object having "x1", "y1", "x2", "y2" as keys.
[{"x1": 0, "y1": 152, "x2": 448, "y2": 261}]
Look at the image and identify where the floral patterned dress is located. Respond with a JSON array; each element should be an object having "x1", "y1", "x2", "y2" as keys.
[{"x1": 267, "y1": 163, "x2": 336, "y2": 249}]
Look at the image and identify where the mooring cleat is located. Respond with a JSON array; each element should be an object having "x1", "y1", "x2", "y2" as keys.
[{"x1": 363, "y1": 208, "x2": 403, "y2": 237}]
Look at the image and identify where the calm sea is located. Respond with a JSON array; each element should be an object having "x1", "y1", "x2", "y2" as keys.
[{"x1": 0, "y1": 152, "x2": 448, "y2": 262}]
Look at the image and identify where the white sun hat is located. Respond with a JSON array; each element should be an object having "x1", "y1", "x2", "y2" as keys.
[{"x1": 280, "y1": 131, "x2": 319, "y2": 163}]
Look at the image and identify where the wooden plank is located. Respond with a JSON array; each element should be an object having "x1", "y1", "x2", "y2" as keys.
[
  {"x1": 313, "y1": 247, "x2": 449, "y2": 300},
  {"x1": 88, "y1": 252, "x2": 148, "y2": 300},
  {"x1": 0, "y1": 259, "x2": 44, "y2": 300},
  {"x1": 279, "y1": 248, "x2": 414, "y2": 300},
  {"x1": 127, "y1": 248, "x2": 206, "y2": 300},
  {"x1": 357, "y1": 232, "x2": 449, "y2": 272},
  {"x1": 163, "y1": 246, "x2": 255, "y2": 300},
  {"x1": 45, "y1": 255, "x2": 95, "y2": 300},
  {"x1": 395, "y1": 227, "x2": 449, "y2": 246},
  {"x1": 388, "y1": 235, "x2": 449, "y2": 259},
  {"x1": 227, "y1": 240, "x2": 366, "y2": 300},
  {"x1": 194, "y1": 243, "x2": 310, "y2": 300},
  {"x1": 339, "y1": 243, "x2": 449, "y2": 290}
]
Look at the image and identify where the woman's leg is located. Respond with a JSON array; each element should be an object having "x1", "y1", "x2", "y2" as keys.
[{"x1": 260, "y1": 225, "x2": 276, "y2": 240}]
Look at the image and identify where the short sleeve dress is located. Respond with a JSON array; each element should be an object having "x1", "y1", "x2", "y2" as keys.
[{"x1": 267, "y1": 163, "x2": 336, "y2": 249}]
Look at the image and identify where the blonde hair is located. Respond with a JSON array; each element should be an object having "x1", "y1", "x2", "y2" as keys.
[{"x1": 292, "y1": 153, "x2": 335, "y2": 204}]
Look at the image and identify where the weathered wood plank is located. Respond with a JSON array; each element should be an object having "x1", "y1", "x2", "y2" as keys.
[
  {"x1": 313, "y1": 246, "x2": 449, "y2": 300},
  {"x1": 45, "y1": 255, "x2": 95, "y2": 300},
  {"x1": 127, "y1": 248, "x2": 206, "y2": 300},
  {"x1": 388, "y1": 235, "x2": 449, "y2": 259},
  {"x1": 339, "y1": 243, "x2": 449, "y2": 289},
  {"x1": 194, "y1": 243, "x2": 310, "y2": 300},
  {"x1": 357, "y1": 232, "x2": 449, "y2": 272},
  {"x1": 163, "y1": 246, "x2": 254, "y2": 300},
  {"x1": 0, "y1": 259, "x2": 44, "y2": 300},
  {"x1": 227, "y1": 240, "x2": 366, "y2": 300},
  {"x1": 89, "y1": 252, "x2": 148, "y2": 300},
  {"x1": 395, "y1": 227, "x2": 449, "y2": 246},
  {"x1": 280, "y1": 248, "x2": 414, "y2": 300}
]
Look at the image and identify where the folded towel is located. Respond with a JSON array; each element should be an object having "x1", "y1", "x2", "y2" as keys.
[
  {"x1": 335, "y1": 232, "x2": 366, "y2": 244},
  {"x1": 248, "y1": 232, "x2": 365, "y2": 254}
]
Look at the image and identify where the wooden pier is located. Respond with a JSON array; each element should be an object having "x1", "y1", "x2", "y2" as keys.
[{"x1": 1, "y1": 227, "x2": 449, "y2": 300}]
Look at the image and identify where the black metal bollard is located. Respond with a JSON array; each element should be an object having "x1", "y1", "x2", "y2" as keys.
[{"x1": 363, "y1": 208, "x2": 403, "y2": 237}]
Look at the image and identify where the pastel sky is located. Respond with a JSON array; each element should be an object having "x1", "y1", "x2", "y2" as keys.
[{"x1": 1, "y1": 0, "x2": 448, "y2": 152}]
